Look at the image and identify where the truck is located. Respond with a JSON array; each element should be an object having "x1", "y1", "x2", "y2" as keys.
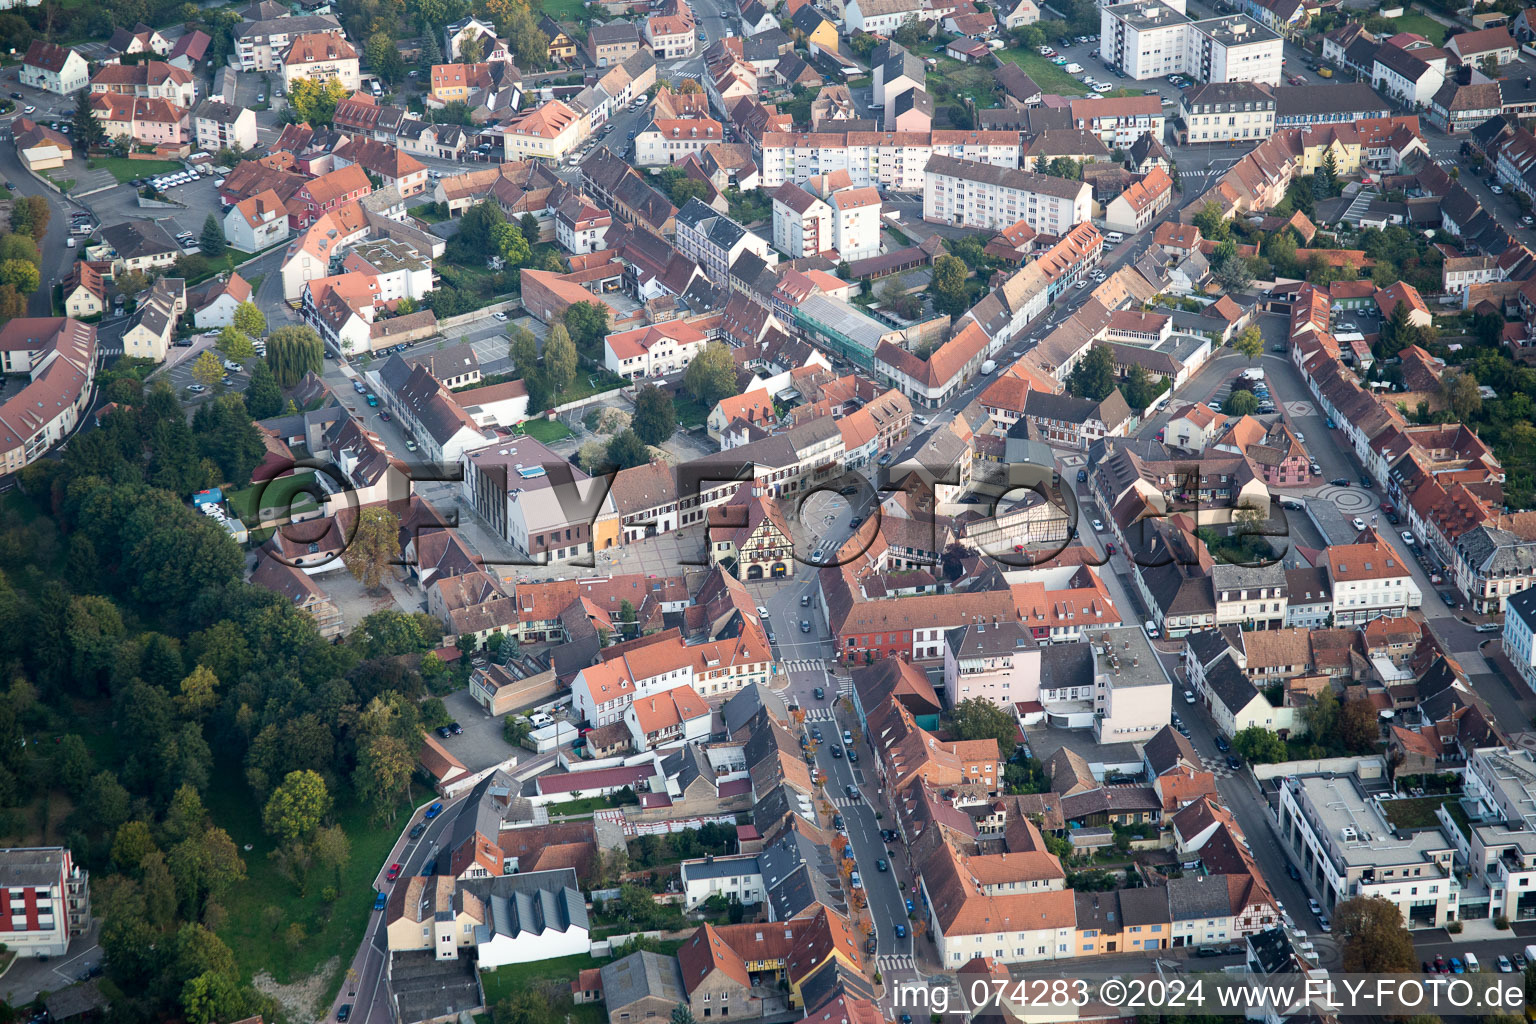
[
  {"x1": 980, "y1": 359, "x2": 997, "y2": 374},
  {"x1": 192, "y1": 488, "x2": 223, "y2": 507}
]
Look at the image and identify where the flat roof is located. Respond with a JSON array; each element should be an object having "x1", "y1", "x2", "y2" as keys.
[
  {"x1": 1105, "y1": 1, "x2": 1190, "y2": 29},
  {"x1": 1192, "y1": 13, "x2": 1278, "y2": 45},
  {"x1": 1293, "y1": 774, "x2": 1453, "y2": 869},
  {"x1": 1090, "y1": 626, "x2": 1169, "y2": 688}
]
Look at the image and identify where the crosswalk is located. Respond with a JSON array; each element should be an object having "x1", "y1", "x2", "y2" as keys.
[
  {"x1": 803, "y1": 707, "x2": 836, "y2": 722},
  {"x1": 782, "y1": 659, "x2": 827, "y2": 673},
  {"x1": 877, "y1": 955, "x2": 915, "y2": 972},
  {"x1": 831, "y1": 795, "x2": 863, "y2": 808},
  {"x1": 1435, "y1": 158, "x2": 1456, "y2": 169}
]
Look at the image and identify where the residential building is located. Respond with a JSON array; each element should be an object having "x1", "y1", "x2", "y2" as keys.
[
  {"x1": 705, "y1": 485, "x2": 795, "y2": 580},
  {"x1": 1371, "y1": 43, "x2": 1447, "y2": 108},
  {"x1": 0, "y1": 848, "x2": 89, "y2": 958},
  {"x1": 499, "y1": 100, "x2": 585, "y2": 163},
  {"x1": 1323, "y1": 531, "x2": 1422, "y2": 626},
  {"x1": 89, "y1": 60, "x2": 196, "y2": 107},
  {"x1": 922, "y1": 155, "x2": 1092, "y2": 235},
  {"x1": 1104, "y1": 167, "x2": 1174, "y2": 234},
  {"x1": 0, "y1": 318, "x2": 97, "y2": 476},
  {"x1": 675, "y1": 198, "x2": 775, "y2": 285},
  {"x1": 585, "y1": 21, "x2": 642, "y2": 66},
  {"x1": 1070, "y1": 96, "x2": 1168, "y2": 146},
  {"x1": 20, "y1": 41, "x2": 88, "y2": 95},
  {"x1": 1178, "y1": 80, "x2": 1276, "y2": 143},
  {"x1": 459, "y1": 437, "x2": 622, "y2": 563},
  {"x1": 294, "y1": 164, "x2": 372, "y2": 227},
  {"x1": 234, "y1": 14, "x2": 346, "y2": 71},
  {"x1": 193, "y1": 99, "x2": 258, "y2": 152},
  {"x1": 100, "y1": 220, "x2": 181, "y2": 275},
  {"x1": 645, "y1": 0, "x2": 696, "y2": 58},
  {"x1": 1503, "y1": 588, "x2": 1536, "y2": 693},
  {"x1": 1100, "y1": 1, "x2": 1282, "y2": 86},
  {"x1": 942, "y1": 620, "x2": 1035, "y2": 709},
  {"x1": 90, "y1": 95, "x2": 187, "y2": 148},
  {"x1": 1445, "y1": 26, "x2": 1517, "y2": 69},
  {"x1": 225, "y1": 189, "x2": 291, "y2": 252},
  {"x1": 758, "y1": 129, "x2": 1022, "y2": 193},
  {"x1": 192, "y1": 273, "x2": 253, "y2": 329},
  {"x1": 604, "y1": 320, "x2": 710, "y2": 380},
  {"x1": 122, "y1": 277, "x2": 185, "y2": 362},
  {"x1": 60, "y1": 263, "x2": 106, "y2": 319},
  {"x1": 772, "y1": 181, "x2": 834, "y2": 258},
  {"x1": 1273, "y1": 83, "x2": 1391, "y2": 127},
  {"x1": 635, "y1": 116, "x2": 723, "y2": 167}
]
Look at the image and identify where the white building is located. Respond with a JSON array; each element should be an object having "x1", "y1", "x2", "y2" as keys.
[
  {"x1": 1503, "y1": 589, "x2": 1536, "y2": 694},
  {"x1": 1371, "y1": 44, "x2": 1446, "y2": 109},
  {"x1": 759, "y1": 129, "x2": 1022, "y2": 192},
  {"x1": 680, "y1": 855, "x2": 766, "y2": 908},
  {"x1": 635, "y1": 117, "x2": 723, "y2": 167},
  {"x1": 0, "y1": 848, "x2": 89, "y2": 958},
  {"x1": 846, "y1": 0, "x2": 923, "y2": 35},
  {"x1": 622, "y1": 684, "x2": 711, "y2": 750},
  {"x1": 923, "y1": 154, "x2": 1091, "y2": 235},
  {"x1": 1100, "y1": 0, "x2": 1282, "y2": 86},
  {"x1": 343, "y1": 238, "x2": 435, "y2": 303},
  {"x1": 281, "y1": 32, "x2": 361, "y2": 91},
  {"x1": 233, "y1": 14, "x2": 346, "y2": 72},
  {"x1": 193, "y1": 99, "x2": 258, "y2": 153},
  {"x1": 1323, "y1": 533, "x2": 1422, "y2": 627},
  {"x1": 772, "y1": 181, "x2": 834, "y2": 258},
  {"x1": 604, "y1": 320, "x2": 710, "y2": 380},
  {"x1": 19, "y1": 41, "x2": 88, "y2": 95},
  {"x1": 224, "y1": 189, "x2": 291, "y2": 252},
  {"x1": 829, "y1": 186, "x2": 882, "y2": 261},
  {"x1": 1178, "y1": 80, "x2": 1276, "y2": 143},
  {"x1": 1277, "y1": 772, "x2": 1457, "y2": 928}
]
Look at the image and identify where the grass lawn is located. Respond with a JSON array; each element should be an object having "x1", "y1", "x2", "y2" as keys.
[
  {"x1": 41, "y1": 172, "x2": 75, "y2": 192},
  {"x1": 542, "y1": 791, "x2": 637, "y2": 816},
  {"x1": 92, "y1": 157, "x2": 184, "y2": 183},
  {"x1": 674, "y1": 397, "x2": 709, "y2": 430},
  {"x1": 205, "y1": 763, "x2": 435, "y2": 994},
  {"x1": 481, "y1": 952, "x2": 605, "y2": 1006},
  {"x1": 997, "y1": 48, "x2": 1093, "y2": 97},
  {"x1": 1379, "y1": 795, "x2": 1467, "y2": 834},
  {"x1": 537, "y1": 0, "x2": 585, "y2": 19},
  {"x1": 225, "y1": 470, "x2": 322, "y2": 523},
  {"x1": 411, "y1": 203, "x2": 449, "y2": 224},
  {"x1": 1393, "y1": 10, "x2": 1446, "y2": 44},
  {"x1": 519, "y1": 418, "x2": 574, "y2": 443},
  {"x1": 552, "y1": 370, "x2": 625, "y2": 406}
]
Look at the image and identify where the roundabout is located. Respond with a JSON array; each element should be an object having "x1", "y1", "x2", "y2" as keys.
[{"x1": 1319, "y1": 485, "x2": 1375, "y2": 514}]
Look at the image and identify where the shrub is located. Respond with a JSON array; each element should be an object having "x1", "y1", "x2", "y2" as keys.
[
  {"x1": 1448, "y1": 920, "x2": 1463, "y2": 933},
  {"x1": 1495, "y1": 916, "x2": 1510, "y2": 930}
]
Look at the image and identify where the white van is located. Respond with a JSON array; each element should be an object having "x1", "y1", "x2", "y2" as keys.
[
  {"x1": 1464, "y1": 953, "x2": 1480, "y2": 973},
  {"x1": 1104, "y1": 231, "x2": 1125, "y2": 244},
  {"x1": 1065, "y1": 62, "x2": 1084, "y2": 73}
]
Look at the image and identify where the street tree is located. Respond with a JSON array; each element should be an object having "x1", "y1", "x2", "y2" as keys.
[
  {"x1": 216, "y1": 327, "x2": 255, "y2": 360},
  {"x1": 1223, "y1": 389, "x2": 1259, "y2": 416},
  {"x1": 1335, "y1": 895, "x2": 1416, "y2": 973},
  {"x1": 191, "y1": 351, "x2": 225, "y2": 390},
  {"x1": 346, "y1": 506, "x2": 402, "y2": 593},
  {"x1": 265, "y1": 325, "x2": 324, "y2": 386},
  {"x1": 1232, "y1": 725, "x2": 1286, "y2": 763},
  {"x1": 1232, "y1": 323, "x2": 1263, "y2": 361}
]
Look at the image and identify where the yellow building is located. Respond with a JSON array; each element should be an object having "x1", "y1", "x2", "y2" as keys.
[{"x1": 539, "y1": 16, "x2": 579, "y2": 61}]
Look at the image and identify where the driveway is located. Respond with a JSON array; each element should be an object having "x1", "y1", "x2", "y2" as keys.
[
  {"x1": 0, "y1": 920, "x2": 102, "y2": 1005},
  {"x1": 438, "y1": 689, "x2": 521, "y2": 771}
]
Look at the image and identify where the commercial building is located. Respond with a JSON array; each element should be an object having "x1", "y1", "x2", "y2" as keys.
[
  {"x1": 459, "y1": 436, "x2": 622, "y2": 563},
  {"x1": 1178, "y1": 81, "x2": 1276, "y2": 143},
  {"x1": 1277, "y1": 773, "x2": 1457, "y2": 928}
]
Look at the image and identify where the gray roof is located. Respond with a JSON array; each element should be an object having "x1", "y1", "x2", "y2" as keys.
[
  {"x1": 1038, "y1": 641, "x2": 1094, "y2": 692},
  {"x1": 1183, "y1": 625, "x2": 1242, "y2": 670},
  {"x1": 600, "y1": 951, "x2": 687, "y2": 1011},
  {"x1": 722, "y1": 681, "x2": 788, "y2": 735},
  {"x1": 1509, "y1": 588, "x2": 1536, "y2": 633},
  {"x1": 1210, "y1": 561, "x2": 1287, "y2": 594},
  {"x1": 233, "y1": 12, "x2": 340, "y2": 39},
  {"x1": 406, "y1": 341, "x2": 480, "y2": 380},
  {"x1": 1274, "y1": 82, "x2": 1389, "y2": 119},
  {"x1": 1457, "y1": 524, "x2": 1536, "y2": 576},
  {"x1": 1204, "y1": 651, "x2": 1261, "y2": 716},
  {"x1": 462, "y1": 867, "x2": 588, "y2": 944},
  {"x1": 589, "y1": 20, "x2": 641, "y2": 43},
  {"x1": 1181, "y1": 80, "x2": 1275, "y2": 110},
  {"x1": 925, "y1": 154, "x2": 1089, "y2": 199},
  {"x1": 101, "y1": 219, "x2": 179, "y2": 260},
  {"x1": 946, "y1": 621, "x2": 1034, "y2": 658},
  {"x1": 1167, "y1": 873, "x2": 1235, "y2": 920},
  {"x1": 760, "y1": 826, "x2": 840, "y2": 919},
  {"x1": 1142, "y1": 724, "x2": 1201, "y2": 776},
  {"x1": 880, "y1": 42, "x2": 926, "y2": 87},
  {"x1": 681, "y1": 854, "x2": 761, "y2": 881}
]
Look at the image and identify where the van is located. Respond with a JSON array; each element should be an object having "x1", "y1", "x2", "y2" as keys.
[
  {"x1": 1104, "y1": 231, "x2": 1124, "y2": 243},
  {"x1": 1464, "y1": 953, "x2": 1480, "y2": 973},
  {"x1": 65, "y1": 238, "x2": 75, "y2": 248}
]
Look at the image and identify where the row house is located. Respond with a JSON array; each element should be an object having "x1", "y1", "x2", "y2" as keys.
[{"x1": 89, "y1": 60, "x2": 195, "y2": 107}]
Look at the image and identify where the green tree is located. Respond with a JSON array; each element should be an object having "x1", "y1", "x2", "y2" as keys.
[
  {"x1": 929, "y1": 254, "x2": 970, "y2": 318},
  {"x1": 365, "y1": 31, "x2": 406, "y2": 84},
  {"x1": 353, "y1": 733, "x2": 414, "y2": 821},
  {"x1": 518, "y1": 212, "x2": 540, "y2": 245},
  {"x1": 508, "y1": 323, "x2": 538, "y2": 371},
  {"x1": 1443, "y1": 368, "x2": 1481, "y2": 422},
  {"x1": 1193, "y1": 200, "x2": 1230, "y2": 243},
  {"x1": 670, "y1": 1007, "x2": 697, "y2": 1024},
  {"x1": 1232, "y1": 725, "x2": 1286, "y2": 763},
  {"x1": 116, "y1": 268, "x2": 151, "y2": 300},
  {"x1": 200, "y1": 214, "x2": 226, "y2": 259},
  {"x1": 1335, "y1": 895, "x2": 1416, "y2": 973},
  {"x1": 261, "y1": 769, "x2": 331, "y2": 844},
  {"x1": 216, "y1": 327, "x2": 255, "y2": 360},
  {"x1": 946, "y1": 697, "x2": 1018, "y2": 758},
  {"x1": 1380, "y1": 295, "x2": 1415, "y2": 357},
  {"x1": 244, "y1": 361, "x2": 284, "y2": 419},
  {"x1": 0, "y1": 232, "x2": 40, "y2": 269},
  {"x1": 1339, "y1": 697, "x2": 1381, "y2": 752},
  {"x1": 1066, "y1": 345, "x2": 1116, "y2": 401},
  {"x1": 605, "y1": 429, "x2": 650, "y2": 469},
  {"x1": 72, "y1": 87, "x2": 105, "y2": 151},
  {"x1": 232, "y1": 301, "x2": 266, "y2": 338},
  {"x1": 1045, "y1": 157, "x2": 1082, "y2": 180},
  {"x1": 346, "y1": 506, "x2": 402, "y2": 592},
  {"x1": 632, "y1": 384, "x2": 676, "y2": 445},
  {"x1": 266, "y1": 325, "x2": 325, "y2": 386},
  {"x1": 543, "y1": 322, "x2": 577, "y2": 392},
  {"x1": 191, "y1": 350, "x2": 226, "y2": 390},
  {"x1": 0, "y1": 258, "x2": 38, "y2": 293},
  {"x1": 1223, "y1": 389, "x2": 1259, "y2": 416},
  {"x1": 1305, "y1": 684, "x2": 1340, "y2": 743},
  {"x1": 287, "y1": 76, "x2": 350, "y2": 125},
  {"x1": 1232, "y1": 323, "x2": 1263, "y2": 361},
  {"x1": 562, "y1": 300, "x2": 610, "y2": 358},
  {"x1": 683, "y1": 341, "x2": 737, "y2": 407}
]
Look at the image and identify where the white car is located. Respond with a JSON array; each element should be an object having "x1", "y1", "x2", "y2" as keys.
[
  {"x1": 1183, "y1": 690, "x2": 1196, "y2": 704},
  {"x1": 1066, "y1": 63, "x2": 1084, "y2": 73},
  {"x1": 1401, "y1": 531, "x2": 1416, "y2": 545},
  {"x1": 756, "y1": 606, "x2": 770, "y2": 617},
  {"x1": 492, "y1": 311, "x2": 508, "y2": 321},
  {"x1": 1293, "y1": 431, "x2": 1304, "y2": 443},
  {"x1": 1091, "y1": 519, "x2": 1105, "y2": 532},
  {"x1": 1352, "y1": 517, "x2": 1366, "y2": 531},
  {"x1": 1093, "y1": 82, "x2": 1113, "y2": 92}
]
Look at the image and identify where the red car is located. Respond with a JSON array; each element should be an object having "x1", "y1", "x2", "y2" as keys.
[
  {"x1": 1379, "y1": 502, "x2": 1394, "y2": 512},
  {"x1": 386, "y1": 862, "x2": 402, "y2": 882}
]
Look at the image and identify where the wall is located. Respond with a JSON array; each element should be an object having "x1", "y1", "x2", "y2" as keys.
[{"x1": 1251, "y1": 754, "x2": 1387, "y2": 782}]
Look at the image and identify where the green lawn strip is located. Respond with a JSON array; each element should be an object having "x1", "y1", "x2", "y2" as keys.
[
  {"x1": 225, "y1": 470, "x2": 322, "y2": 523},
  {"x1": 1390, "y1": 11, "x2": 1446, "y2": 44},
  {"x1": 92, "y1": 157, "x2": 185, "y2": 183},
  {"x1": 205, "y1": 764, "x2": 434, "y2": 992},
  {"x1": 537, "y1": 0, "x2": 585, "y2": 18},
  {"x1": 674, "y1": 397, "x2": 709, "y2": 429},
  {"x1": 540, "y1": 792, "x2": 635, "y2": 816},
  {"x1": 481, "y1": 942, "x2": 687, "y2": 1009},
  {"x1": 997, "y1": 48, "x2": 1093, "y2": 96},
  {"x1": 519, "y1": 418, "x2": 573, "y2": 443},
  {"x1": 1378, "y1": 795, "x2": 1462, "y2": 830}
]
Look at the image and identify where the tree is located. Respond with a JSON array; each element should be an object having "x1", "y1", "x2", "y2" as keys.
[
  {"x1": 947, "y1": 697, "x2": 1018, "y2": 758},
  {"x1": 1232, "y1": 725, "x2": 1286, "y2": 763},
  {"x1": 1232, "y1": 323, "x2": 1263, "y2": 361},
  {"x1": 346, "y1": 506, "x2": 402, "y2": 592},
  {"x1": 10, "y1": 195, "x2": 48, "y2": 241},
  {"x1": 232, "y1": 301, "x2": 266, "y2": 338},
  {"x1": 115, "y1": 268, "x2": 151, "y2": 300},
  {"x1": 266, "y1": 325, "x2": 324, "y2": 386},
  {"x1": 1045, "y1": 157, "x2": 1082, "y2": 180},
  {"x1": 518, "y1": 212, "x2": 540, "y2": 245},
  {"x1": 1121, "y1": 364, "x2": 1154, "y2": 410},
  {"x1": 1335, "y1": 895, "x2": 1416, "y2": 973},
  {"x1": 605, "y1": 429, "x2": 650, "y2": 469},
  {"x1": 365, "y1": 32, "x2": 406, "y2": 84},
  {"x1": 458, "y1": 33, "x2": 484, "y2": 63},
  {"x1": 929, "y1": 254, "x2": 970, "y2": 318},
  {"x1": 244, "y1": 361, "x2": 284, "y2": 419},
  {"x1": 261, "y1": 770, "x2": 331, "y2": 844},
  {"x1": 0, "y1": 258, "x2": 38, "y2": 294},
  {"x1": 216, "y1": 327, "x2": 255, "y2": 360},
  {"x1": 507, "y1": 323, "x2": 538, "y2": 371},
  {"x1": 176, "y1": 664, "x2": 220, "y2": 720},
  {"x1": 200, "y1": 214, "x2": 226, "y2": 259},
  {"x1": 562, "y1": 301, "x2": 610, "y2": 358},
  {"x1": 1212, "y1": 249, "x2": 1253, "y2": 291},
  {"x1": 1379, "y1": 296, "x2": 1415, "y2": 357},
  {"x1": 683, "y1": 341, "x2": 737, "y2": 408},
  {"x1": 191, "y1": 351, "x2": 226, "y2": 390},
  {"x1": 632, "y1": 384, "x2": 676, "y2": 445},
  {"x1": 1443, "y1": 368, "x2": 1481, "y2": 422},
  {"x1": 1193, "y1": 200, "x2": 1230, "y2": 243},
  {"x1": 670, "y1": 1007, "x2": 697, "y2": 1024},
  {"x1": 1223, "y1": 389, "x2": 1259, "y2": 416},
  {"x1": 1066, "y1": 345, "x2": 1115, "y2": 401},
  {"x1": 287, "y1": 77, "x2": 350, "y2": 125},
  {"x1": 0, "y1": 232, "x2": 40, "y2": 269},
  {"x1": 1339, "y1": 697, "x2": 1381, "y2": 753},
  {"x1": 1305, "y1": 684, "x2": 1340, "y2": 743},
  {"x1": 543, "y1": 322, "x2": 577, "y2": 392},
  {"x1": 577, "y1": 439, "x2": 609, "y2": 472},
  {"x1": 72, "y1": 87, "x2": 105, "y2": 151}
]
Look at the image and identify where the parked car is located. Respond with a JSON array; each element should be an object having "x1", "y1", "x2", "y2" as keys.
[
  {"x1": 372, "y1": 892, "x2": 386, "y2": 910},
  {"x1": 337, "y1": 1006, "x2": 352, "y2": 1022},
  {"x1": 386, "y1": 862, "x2": 402, "y2": 881},
  {"x1": 424, "y1": 802, "x2": 443, "y2": 820},
  {"x1": 1215, "y1": 735, "x2": 1229, "y2": 752},
  {"x1": 409, "y1": 822, "x2": 426, "y2": 839}
]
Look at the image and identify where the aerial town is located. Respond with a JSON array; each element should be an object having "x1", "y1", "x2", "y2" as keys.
[{"x1": 4, "y1": 0, "x2": 1536, "y2": 1020}]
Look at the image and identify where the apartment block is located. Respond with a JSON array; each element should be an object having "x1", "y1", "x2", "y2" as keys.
[{"x1": 923, "y1": 155, "x2": 1092, "y2": 235}]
